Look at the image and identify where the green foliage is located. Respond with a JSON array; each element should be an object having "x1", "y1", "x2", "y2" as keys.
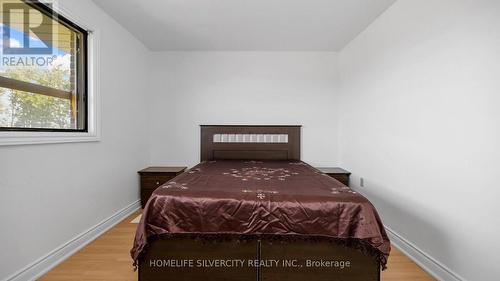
[{"x1": 0, "y1": 65, "x2": 72, "y2": 129}]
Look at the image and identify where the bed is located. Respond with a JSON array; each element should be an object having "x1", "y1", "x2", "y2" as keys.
[{"x1": 131, "y1": 125, "x2": 390, "y2": 281}]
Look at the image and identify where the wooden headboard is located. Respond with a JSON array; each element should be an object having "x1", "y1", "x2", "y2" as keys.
[{"x1": 200, "y1": 125, "x2": 301, "y2": 161}]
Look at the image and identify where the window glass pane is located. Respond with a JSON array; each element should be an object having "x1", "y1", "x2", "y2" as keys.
[
  {"x1": 0, "y1": 0, "x2": 77, "y2": 91},
  {"x1": 0, "y1": 0, "x2": 87, "y2": 131},
  {"x1": 0, "y1": 86, "x2": 72, "y2": 129}
]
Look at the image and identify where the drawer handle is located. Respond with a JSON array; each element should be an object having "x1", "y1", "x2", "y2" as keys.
[{"x1": 156, "y1": 181, "x2": 160, "y2": 185}]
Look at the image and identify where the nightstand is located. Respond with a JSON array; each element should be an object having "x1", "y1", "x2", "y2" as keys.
[
  {"x1": 316, "y1": 167, "x2": 351, "y2": 186},
  {"x1": 138, "y1": 166, "x2": 187, "y2": 208}
]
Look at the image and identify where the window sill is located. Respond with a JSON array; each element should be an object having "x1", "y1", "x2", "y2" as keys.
[{"x1": 0, "y1": 131, "x2": 100, "y2": 146}]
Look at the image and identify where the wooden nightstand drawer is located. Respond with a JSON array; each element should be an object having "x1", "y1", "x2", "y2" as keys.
[
  {"x1": 331, "y1": 174, "x2": 349, "y2": 186},
  {"x1": 141, "y1": 176, "x2": 175, "y2": 190},
  {"x1": 138, "y1": 166, "x2": 187, "y2": 208},
  {"x1": 316, "y1": 167, "x2": 351, "y2": 186}
]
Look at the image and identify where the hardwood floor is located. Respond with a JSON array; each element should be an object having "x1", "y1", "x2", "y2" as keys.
[{"x1": 40, "y1": 210, "x2": 435, "y2": 281}]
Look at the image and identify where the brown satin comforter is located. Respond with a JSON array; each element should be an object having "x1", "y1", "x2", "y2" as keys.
[{"x1": 131, "y1": 160, "x2": 390, "y2": 268}]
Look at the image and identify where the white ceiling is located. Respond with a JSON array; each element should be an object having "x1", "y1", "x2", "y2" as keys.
[{"x1": 92, "y1": 0, "x2": 396, "y2": 51}]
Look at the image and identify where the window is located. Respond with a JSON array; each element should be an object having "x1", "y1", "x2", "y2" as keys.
[{"x1": 0, "y1": 0, "x2": 88, "y2": 132}]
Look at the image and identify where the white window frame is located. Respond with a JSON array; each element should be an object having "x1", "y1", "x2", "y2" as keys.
[{"x1": 0, "y1": 1, "x2": 100, "y2": 146}]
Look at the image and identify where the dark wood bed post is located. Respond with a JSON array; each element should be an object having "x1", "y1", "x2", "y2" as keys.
[{"x1": 200, "y1": 125, "x2": 301, "y2": 161}]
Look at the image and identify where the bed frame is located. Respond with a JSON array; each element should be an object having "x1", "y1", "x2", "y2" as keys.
[{"x1": 138, "y1": 125, "x2": 380, "y2": 281}]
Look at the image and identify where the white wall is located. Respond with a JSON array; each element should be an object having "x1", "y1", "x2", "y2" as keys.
[
  {"x1": 148, "y1": 52, "x2": 339, "y2": 167},
  {"x1": 0, "y1": 0, "x2": 150, "y2": 280},
  {"x1": 338, "y1": 1, "x2": 500, "y2": 280}
]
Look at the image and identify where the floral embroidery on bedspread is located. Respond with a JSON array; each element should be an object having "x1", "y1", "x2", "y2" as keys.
[
  {"x1": 331, "y1": 185, "x2": 357, "y2": 194},
  {"x1": 161, "y1": 181, "x2": 189, "y2": 190},
  {"x1": 241, "y1": 189, "x2": 279, "y2": 200},
  {"x1": 223, "y1": 166, "x2": 298, "y2": 181}
]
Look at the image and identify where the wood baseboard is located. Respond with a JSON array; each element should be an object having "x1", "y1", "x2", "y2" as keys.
[{"x1": 4, "y1": 200, "x2": 140, "y2": 281}]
